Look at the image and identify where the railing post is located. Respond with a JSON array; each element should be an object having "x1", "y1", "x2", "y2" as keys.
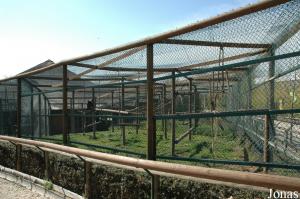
[
  {"x1": 15, "y1": 144, "x2": 22, "y2": 171},
  {"x1": 171, "y1": 71, "x2": 176, "y2": 156},
  {"x1": 147, "y1": 44, "x2": 159, "y2": 199},
  {"x1": 84, "y1": 161, "x2": 92, "y2": 199},
  {"x1": 62, "y1": 65, "x2": 69, "y2": 145},
  {"x1": 44, "y1": 151, "x2": 49, "y2": 179},
  {"x1": 264, "y1": 114, "x2": 270, "y2": 173}
]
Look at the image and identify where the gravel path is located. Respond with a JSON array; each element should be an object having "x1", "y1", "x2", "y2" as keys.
[{"x1": 0, "y1": 178, "x2": 48, "y2": 199}]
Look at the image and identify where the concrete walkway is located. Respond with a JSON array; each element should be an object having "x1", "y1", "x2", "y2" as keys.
[{"x1": 0, "y1": 178, "x2": 47, "y2": 199}]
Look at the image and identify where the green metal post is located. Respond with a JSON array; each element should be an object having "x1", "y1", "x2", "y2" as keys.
[{"x1": 264, "y1": 114, "x2": 270, "y2": 173}]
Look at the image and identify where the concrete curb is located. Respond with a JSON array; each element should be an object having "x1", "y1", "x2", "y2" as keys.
[{"x1": 0, "y1": 165, "x2": 83, "y2": 199}]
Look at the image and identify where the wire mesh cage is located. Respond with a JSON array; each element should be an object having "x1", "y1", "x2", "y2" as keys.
[{"x1": 0, "y1": 0, "x2": 300, "y2": 180}]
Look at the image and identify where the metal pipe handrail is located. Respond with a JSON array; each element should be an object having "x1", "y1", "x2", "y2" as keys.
[{"x1": 0, "y1": 135, "x2": 299, "y2": 191}]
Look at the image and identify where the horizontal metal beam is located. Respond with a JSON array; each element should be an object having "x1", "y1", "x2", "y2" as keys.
[
  {"x1": 160, "y1": 39, "x2": 271, "y2": 48},
  {"x1": 26, "y1": 76, "x2": 125, "y2": 81},
  {"x1": 155, "y1": 50, "x2": 300, "y2": 82},
  {"x1": 72, "y1": 63, "x2": 192, "y2": 72},
  {"x1": 155, "y1": 108, "x2": 300, "y2": 120},
  {"x1": 20, "y1": 50, "x2": 300, "y2": 97},
  {"x1": 179, "y1": 49, "x2": 267, "y2": 70},
  {"x1": 157, "y1": 156, "x2": 300, "y2": 170}
]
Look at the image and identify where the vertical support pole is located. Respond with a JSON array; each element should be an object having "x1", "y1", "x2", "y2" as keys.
[
  {"x1": 44, "y1": 151, "x2": 49, "y2": 179},
  {"x1": 44, "y1": 96, "x2": 47, "y2": 136},
  {"x1": 0, "y1": 99, "x2": 3, "y2": 133},
  {"x1": 111, "y1": 91, "x2": 114, "y2": 132},
  {"x1": 264, "y1": 114, "x2": 270, "y2": 173},
  {"x1": 268, "y1": 47, "x2": 275, "y2": 163},
  {"x1": 188, "y1": 78, "x2": 192, "y2": 140},
  {"x1": 30, "y1": 86, "x2": 34, "y2": 138},
  {"x1": 136, "y1": 86, "x2": 139, "y2": 134},
  {"x1": 48, "y1": 101, "x2": 51, "y2": 135},
  {"x1": 17, "y1": 78, "x2": 21, "y2": 138},
  {"x1": 62, "y1": 65, "x2": 68, "y2": 145},
  {"x1": 38, "y1": 94, "x2": 41, "y2": 137},
  {"x1": 92, "y1": 88, "x2": 96, "y2": 139},
  {"x1": 194, "y1": 86, "x2": 198, "y2": 127},
  {"x1": 268, "y1": 48, "x2": 275, "y2": 111},
  {"x1": 72, "y1": 91, "x2": 75, "y2": 110},
  {"x1": 84, "y1": 161, "x2": 92, "y2": 199},
  {"x1": 147, "y1": 44, "x2": 159, "y2": 199},
  {"x1": 16, "y1": 78, "x2": 22, "y2": 171},
  {"x1": 247, "y1": 69, "x2": 252, "y2": 109},
  {"x1": 171, "y1": 71, "x2": 176, "y2": 156},
  {"x1": 203, "y1": 93, "x2": 206, "y2": 110},
  {"x1": 121, "y1": 78, "x2": 125, "y2": 145},
  {"x1": 71, "y1": 90, "x2": 75, "y2": 133},
  {"x1": 163, "y1": 84, "x2": 167, "y2": 139},
  {"x1": 82, "y1": 103, "x2": 85, "y2": 134}
]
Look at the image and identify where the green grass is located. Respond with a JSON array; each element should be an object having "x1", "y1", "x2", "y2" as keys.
[
  {"x1": 38, "y1": 120, "x2": 300, "y2": 178},
  {"x1": 252, "y1": 80, "x2": 300, "y2": 109},
  {"x1": 45, "y1": 119, "x2": 258, "y2": 162}
]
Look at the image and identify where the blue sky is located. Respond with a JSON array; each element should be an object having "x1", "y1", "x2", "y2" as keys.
[{"x1": 0, "y1": 0, "x2": 257, "y2": 78}]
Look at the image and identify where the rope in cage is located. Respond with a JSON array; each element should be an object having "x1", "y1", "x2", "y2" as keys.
[{"x1": 210, "y1": 46, "x2": 227, "y2": 156}]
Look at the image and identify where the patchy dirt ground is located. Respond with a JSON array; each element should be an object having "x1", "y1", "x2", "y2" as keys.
[{"x1": 0, "y1": 178, "x2": 47, "y2": 199}]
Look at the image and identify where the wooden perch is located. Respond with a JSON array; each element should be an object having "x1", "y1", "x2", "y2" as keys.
[
  {"x1": 95, "y1": 108, "x2": 129, "y2": 115},
  {"x1": 175, "y1": 127, "x2": 195, "y2": 144}
]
